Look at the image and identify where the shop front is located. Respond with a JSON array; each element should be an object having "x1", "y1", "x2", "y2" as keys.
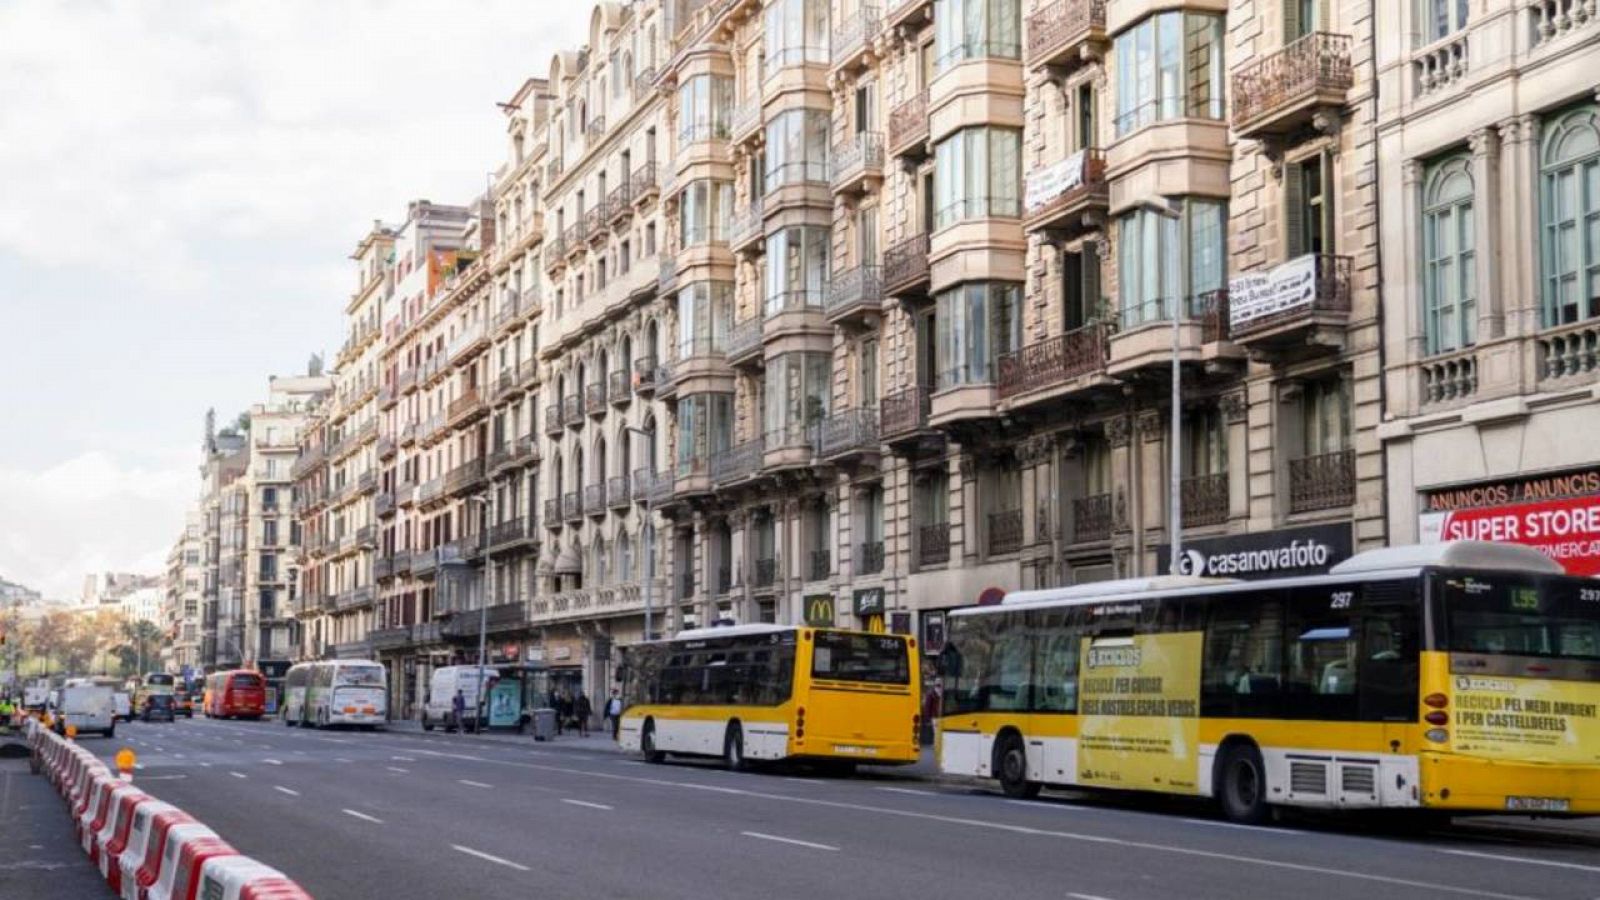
[{"x1": 1154, "y1": 523, "x2": 1355, "y2": 580}]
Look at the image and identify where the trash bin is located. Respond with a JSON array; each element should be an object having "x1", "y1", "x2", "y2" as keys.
[{"x1": 532, "y1": 708, "x2": 557, "y2": 742}]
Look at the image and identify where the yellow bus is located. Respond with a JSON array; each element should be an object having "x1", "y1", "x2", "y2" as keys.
[
  {"x1": 618, "y1": 624, "x2": 921, "y2": 770},
  {"x1": 937, "y1": 541, "x2": 1600, "y2": 822}
]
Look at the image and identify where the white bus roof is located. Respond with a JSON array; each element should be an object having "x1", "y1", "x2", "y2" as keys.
[
  {"x1": 1328, "y1": 540, "x2": 1564, "y2": 576},
  {"x1": 1001, "y1": 576, "x2": 1232, "y2": 607},
  {"x1": 671, "y1": 624, "x2": 794, "y2": 642}
]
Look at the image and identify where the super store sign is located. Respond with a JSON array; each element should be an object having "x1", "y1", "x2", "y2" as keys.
[{"x1": 1420, "y1": 470, "x2": 1600, "y2": 576}]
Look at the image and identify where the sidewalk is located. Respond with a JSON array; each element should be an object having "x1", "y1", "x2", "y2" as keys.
[{"x1": 0, "y1": 757, "x2": 116, "y2": 899}]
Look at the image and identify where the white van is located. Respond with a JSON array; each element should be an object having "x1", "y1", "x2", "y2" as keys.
[
  {"x1": 421, "y1": 666, "x2": 497, "y2": 732},
  {"x1": 52, "y1": 684, "x2": 116, "y2": 737}
]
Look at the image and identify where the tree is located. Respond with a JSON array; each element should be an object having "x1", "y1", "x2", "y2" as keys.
[
  {"x1": 114, "y1": 619, "x2": 165, "y2": 675},
  {"x1": 28, "y1": 612, "x2": 72, "y2": 676}
]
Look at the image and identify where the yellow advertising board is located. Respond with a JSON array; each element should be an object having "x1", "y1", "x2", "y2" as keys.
[
  {"x1": 1076, "y1": 632, "x2": 1203, "y2": 793},
  {"x1": 1449, "y1": 673, "x2": 1600, "y2": 765}
]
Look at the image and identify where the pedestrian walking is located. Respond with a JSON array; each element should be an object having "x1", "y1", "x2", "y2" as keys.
[
  {"x1": 451, "y1": 689, "x2": 466, "y2": 734},
  {"x1": 553, "y1": 691, "x2": 566, "y2": 736},
  {"x1": 604, "y1": 689, "x2": 623, "y2": 740},
  {"x1": 575, "y1": 691, "x2": 592, "y2": 738}
]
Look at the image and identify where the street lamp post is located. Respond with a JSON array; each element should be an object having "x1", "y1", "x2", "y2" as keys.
[
  {"x1": 625, "y1": 425, "x2": 656, "y2": 642},
  {"x1": 464, "y1": 495, "x2": 491, "y2": 734},
  {"x1": 1141, "y1": 197, "x2": 1186, "y2": 575}
]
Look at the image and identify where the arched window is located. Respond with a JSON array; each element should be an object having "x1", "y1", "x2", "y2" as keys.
[
  {"x1": 592, "y1": 535, "x2": 609, "y2": 584},
  {"x1": 1422, "y1": 153, "x2": 1475, "y2": 354},
  {"x1": 617, "y1": 529, "x2": 634, "y2": 582},
  {"x1": 1541, "y1": 105, "x2": 1600, "y2": 326},
  {"x1": 594, "y1": 436, "x2": 609, "y2": 483}
]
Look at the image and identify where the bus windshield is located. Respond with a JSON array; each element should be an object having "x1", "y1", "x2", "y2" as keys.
[
  {"x1": 1439, "y1": 572, "x2": 1600, "y2": 663},
  {"x1": 335, "y1": 665, "x2": 385, "y2": 688},
  {"x1": 811, "y1": 631, "x2": 910, "y2": 684}
]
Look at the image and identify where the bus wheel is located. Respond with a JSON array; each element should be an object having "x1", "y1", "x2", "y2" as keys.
[
  {"x1": 995, "y1": 734, "x2": 1040, "y2": 799},
  {"x1": 1218, "y1": 743, "x2": 1270, "y2": 824},
  {"x1": 723, "y1": 724, "x2": 747, "y2": 771},
  {"x1": 421, "y1": 714, "x2": 433, "y2": 732},
  {"x1": 641, "y1": 722, "x2": 664, "y2": 764}
]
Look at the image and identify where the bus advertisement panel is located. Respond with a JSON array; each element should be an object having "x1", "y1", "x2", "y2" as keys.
[{"x1": 1076, "y1": 632, "x2": 1202, "y2": 793}]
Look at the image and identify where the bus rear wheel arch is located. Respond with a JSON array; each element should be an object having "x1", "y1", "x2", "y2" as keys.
[
  {"x1": 723, "y1": 721, "x2": 747, "y2": 771},
  {"x1": 1214, "y1": 738, "x2": 1271, "y2": 824},
  {"x1": 641, "y1": 719, "x2": 665, "y2": 763},
  {"x1": 993, "y1": 729, "x2": 1040, "y2": 799}
]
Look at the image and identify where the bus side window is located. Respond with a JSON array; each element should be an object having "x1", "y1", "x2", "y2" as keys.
[
  {"x1": 1201, "y1": 591, "x2": 1284, "y2": 719},
  {"x1": 1282, "y1": 585, "x2": 1359, "y2": 721},
  {"x1": 982, "y1": 613, "x2": 1031, "y2": 712},
  {"x1": 1029, "y1": 608, "x2": 1079, "y2": 714},
  {"x1": 1358, "y1": 583, "x2": 1421, "y2": 722}
]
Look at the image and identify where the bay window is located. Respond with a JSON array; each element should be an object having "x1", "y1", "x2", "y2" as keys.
[
  {"x1": 935, "y1": 282, "x2": 1022, "y2": 388},
  {"x1": 1113, "y1": 12, "x2": 1224, "y2": 137},
  {"x1": 1539, "y1": 105, "x2": 1600, "y2": 327},
  {"x1": 679, "y1": 179, "x2": 734, "y2": 246},
  {"x1": 676, "y1": 393, "x2": 734, "y2": 473},
  {"x1": 677, "y1": 281, "x2": 734, "y2": 358},
  {"x1": 933, "y1": 0, "x2": 1021, "y2": 72},
  {"x1": 764, "y1": 352, "x2": 832, "y2": 446},
  {"x1": 934, "y1": 126, "x2": 1022, "y2": 227},
  {"x1": 764, "y1": 109, "x2": 831, "y2": 188},
  {"x1": 1116, "y1": 199, "x2": 1226, "y2": 328},
  {"x1": 677, "y1": 74, "x2": 733, "y2": 145},
  {"x1": 1422, "y1": 153, "x2": 1476, "y2": 354},
  {"x1": 765, "y1": 226, "x2": 831, "y2": 313},
  {"x1": 764, "y1": 0, "x2": 830, "y2": 76}
]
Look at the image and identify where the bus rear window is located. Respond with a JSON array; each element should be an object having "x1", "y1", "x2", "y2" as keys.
[
  {"x1": 231, "y1": 674, "x2": 264, "y2": 689},
  {"x1": 336, "y1": 666, "x2": 385, "y2": 688},
  {"x1": 1440, "y1": 573, "x2": 1600, "y2": 661},
  {"x1": 811, "y1": 632, "x2": 909, "y2": 684}
]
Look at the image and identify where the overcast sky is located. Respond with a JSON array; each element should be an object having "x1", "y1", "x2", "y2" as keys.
[{"x1": 0, "y1": 1, "x2": 591, "y2": 600}]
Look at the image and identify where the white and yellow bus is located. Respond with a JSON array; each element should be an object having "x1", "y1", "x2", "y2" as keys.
[
  {"x1": 618, "y1": 624, "x2": 921, "y2": 770},
  {"x1": 281, "y1": 662, "x2": 314, "y2": 727},
  {"x1": 938, "y1": 541, "x2": 1600, "y2": 822}
]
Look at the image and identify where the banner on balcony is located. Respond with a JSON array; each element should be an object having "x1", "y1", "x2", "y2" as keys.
[
  {"x1": 1024, "y1": 149, "x2": 1087, "y2": 212},
  {"x1": 1154, "y1": 523, "x2": 1352, "y2": 580},
  {"x1": 1420, "y1": 494, "x2": 1600, "y2": 577},
  {"x1": 1227, "y1": 254, "x2": 1317, "y2": 330}
]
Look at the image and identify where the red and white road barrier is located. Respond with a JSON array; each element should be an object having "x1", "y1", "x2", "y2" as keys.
[{"x1": 25, "y1": 720, "x2": 315, "y2": 899}]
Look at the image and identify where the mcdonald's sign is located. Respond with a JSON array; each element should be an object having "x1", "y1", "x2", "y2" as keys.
[{"x1": 804, "y1": 594, "x2": 835, "y2": 627}]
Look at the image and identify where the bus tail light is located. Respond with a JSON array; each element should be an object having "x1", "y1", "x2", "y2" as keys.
[
  {"x1": 1423, "y1": 693, "x2": 1448, "y2": 709},
  {"x1": 1424, "y1": 711, "x2": 1448, "y2": 726},
  {"x1": 1424, "y1": 728, "x2": 1449, "y2": 743},
  {"x1": 796, "y1": 707, "x2": 805, "y2": 740}
]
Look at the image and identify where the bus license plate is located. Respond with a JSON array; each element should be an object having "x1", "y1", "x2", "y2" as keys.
[{"x1": 1505, "y1": 796, "x2": 1569, "y2": 812}]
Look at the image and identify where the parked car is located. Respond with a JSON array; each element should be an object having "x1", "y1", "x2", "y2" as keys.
[{"x1": 140, "y1": 693, "x2": 176, "y2": 722}]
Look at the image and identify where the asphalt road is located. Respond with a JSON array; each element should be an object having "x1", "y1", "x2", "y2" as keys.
[{"x1": 30, "y1": 717, "x2": 1597, "y2": 900}]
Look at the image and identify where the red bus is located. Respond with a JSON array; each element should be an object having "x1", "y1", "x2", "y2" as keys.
[{"x1": 204, "y1": 670, "x2": 266, "y2": 720}]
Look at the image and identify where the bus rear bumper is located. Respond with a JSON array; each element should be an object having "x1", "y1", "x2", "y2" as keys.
[
  {"x1": 1421, "y1": 752, "x2": 1600, "y2": 815},
  {"x1": 795, "y1": 738, "x2": 919, "y2": 765}
]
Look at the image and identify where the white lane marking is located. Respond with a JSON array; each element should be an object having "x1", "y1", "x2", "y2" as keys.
[
  {"x1": 390, "y1": 756, "x2": 415, "y2": 762},
  {"x1": 451, "y1": 844, "x2": 530, "y2": 871},
  {"x1": 229, "y1": 771, "x2": 247, "y2": 779},
  {"x1": 1068, "y1": 893, "x2": 1117, "y2": 900},
  {"x1": 138, "y1": 775, "x2": 187, "y2": 781},
  {"x1": 741, "y1": 831, "x2": 839, "y2": 852},
  {"x1": 172, "y1": 753, "x2": 185, "y2": 759},
  {"x1": 335, "y1": 758, "x2": 353, "y2": 764},
  {"x1": 432, "y1": 757, "x2": 1531, "y2": 900},
  {"x1": 273, "y1": 786, "x2": 300, "y2": 796},
  {"x1": 876, "y1": 787, "x2": 936, "y2": 796},
  {"x1": 263, "y1": 759, "x2": 283, "y2": 766},
  {"x1": 199, "y1": 762, "x2": 212, "y2": 768},
  {"x1": 560, "y1": 799, "x2": 613, "y2": 811},
  {"x1": 385, "y1": 766, "x2": 409, "y2": 774},
  {"x1": 1182, "y1": 818, "x2": 1302, "y2": 835},
  {"x1": 459, "y1": 779, "x2": 494, "y2": 789},
  {"x1": 134, "y1": 763, "x2": 146, "y2": 770},
  {"x1": 1437, "y1": 849, "x2": 1600, "y2": 874},
  {"x1": 342, "y1": 809, "x2": 384, "y2": 824}
]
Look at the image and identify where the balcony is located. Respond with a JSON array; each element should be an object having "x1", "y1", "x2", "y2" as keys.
[
  {"x1": 752, "y1": 558, "x2": 777, "y2": 590},
  {"x1": 888, "y1": 90, "x2": 928, "y2": 160},
  {"x1": 368, "y1": 626, "x2": 410, "y2": 651},
  {"x1": 412, "y1": 548, "x2": 439, "y2": 577},
  {"x1": 1289, "y1": 449, "x2": 1356, "y2": 514},
  {"x1": 546, "y1": 156, "x2": 564, "y2": 184},
  {"x1": 376, "y1": 435, "x2": 396, "y2": 460},
  {"x1": 486, "y1": 517, "x2": 530, "y2": 550},
  {"x1": 1023, "y1": 149, "x2": 1108, "y2": 239},
  {"x1": 988, "y1": 509, "x2": 1023, "y2": 556},
  {"x1": 830, "y1": 132, "x2": 884, "y2": 195},
  {"x1": 817, "y1": 408, "x2": 879, "y2": 461},
  {"x1": 544, "y1": 405, "x2": 564, "y2": 437},
  {"x1": 1181, "y1": 473, "x2": 1229, "y2": 528},
  {"x1": 585, "y1": 116, "x2": 606, "y2": 143},
  {"x1": 1072, "y1": 493, "x2": 1112, "y2": 543},
  {"x1": 730, "y1": 198, "x2": 764, "y2": 254},
  {"x1": 711, "y1": 437, "x2": 765, "y2": 486},
  {"x1": 1232, "y1": 32, "x2": 1354, "y2": 140},
  {"x1": 607, "y1": 370, "x2": 631, "y2": 407},
  {"x1": 378, "y1": 383, "x2": 395, "y2": 408},
  {"x1": 730, "y1": 98, "x2": 761, "y2": 144},
  {"x1": 824, "y1": 265, "x2": 883, "y2": 327},
  {"x1": 883, "y1": 233, "x2": 930, "y2": 298},
  {"x1": 563, "y1": 490, "x2": 583, "y2": 522},
  {"x1": 631, "y1": 162, "x2": 659, "y2": 206},
  {"x1": 445, "y1": 459, "x2": 485, "y2": 496},
  {"x1": 563, "y1": 394, "x2": 584, "y2": 427},
  {"x1": 1024, "y1": 0, "x2": 1107, "y2": 76},
  {"x1": 1227, "y1": 254, "x2": 1353, "y2": 354},
  {"x1": 1535, "y1": 319, "x2": 1600, "y2": 384},
  {"x1": 446, "y1": 386, "x2": 485, "y2": 426},
  {"x1": 880, "y1": 386, "x2": 931, "y2": 442},
  {"x1": 374, "y1": 556, "x2": 396, "y2": 581},
  {"x1": 997, "y1": 324, "x2": 1109, "y2": 403},
  {"x1": 857, "y1": 540, "x2": 885, "y2": 575},
  {"x1": 543, "y1": 238, "x2": 566, "y2": 273},
  {"x1": 544, "y1": 497, "x2": 562, "y2": 529},
  {"x1": 633, "y1": 356, "x2": 659, "y2": 396},
  {"x1": 398, "y1": 367, "x2": 418, "y2": 394},
  {"x1": 831, "y1": 5, "x2": 881, "y2": 71},
  {"x1": 607, "y1": 474, "x2": 631, "y2": 508},
  {"x1": 584, "y1": 383, "x2": 607, "y2": 420},
  {"x1": 917, "y1": 522, "x2": 951, "y2": 567},
  {"x1": 418, "y1": 477, "x2": 444, "y2": 507},
  {"x1": 633, "y1": 66, "x2": 656, "y2": 100},
  {"x1": 583, "y1": 208, "x2": 606, "y2": 246},
  {"x1": 563, "y1": 223, "x2": 585, "y2": 256},
  {"x1": 448, "y1": 320, "x2": 488, "y2": 364},
  {"x1": 606, "y1": 182, "x2": 634, "y2": 226},
  {"x1": 584, "y1": 484, "x2": 606, "y2": 518},
  {"x1": 808, "y1": 549, "x2": 831, "y2": 582},
  {"x1": 725, "y1": 316, "x2": 764, "y2": 367}
]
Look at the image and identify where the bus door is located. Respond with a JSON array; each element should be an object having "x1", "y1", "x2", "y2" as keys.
[{"x1": 1357, "y1": 581, "x2": 1422, "y2": 804}]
